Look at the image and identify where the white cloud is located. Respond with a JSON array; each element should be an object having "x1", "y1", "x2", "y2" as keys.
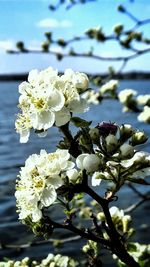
[
  {"x1": 0, "y1": 40, "x2": 14, "y2": 52},
  {"x1": 37, "y1": 18, "x2": 73, "y2": 28}
]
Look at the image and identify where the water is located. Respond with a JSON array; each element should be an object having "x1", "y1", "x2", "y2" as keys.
[{"x1": 0, "y1": 80, "x2": 150, "y2": 265}]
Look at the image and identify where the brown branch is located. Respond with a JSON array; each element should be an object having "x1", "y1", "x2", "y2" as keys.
[
  {"x1": 48, "y1": 218, "x2": 110, "y2": 248},
  {"x1": 84, "y1": 185, "x2": 140, "y2": 267},
  {"x1": 8, "y1": 47, "x2": 150, "y2": 62}
]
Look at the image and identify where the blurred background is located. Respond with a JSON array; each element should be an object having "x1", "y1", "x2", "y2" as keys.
[{"x1": 0, "y1": 0, "x2": 150, "y2": 74}]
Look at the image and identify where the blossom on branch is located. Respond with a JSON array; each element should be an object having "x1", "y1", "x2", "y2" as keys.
[
  {"x1": 15, "y1": 149, "x2": 75, "y2": 222},
  {"x1": 15, "y1": 67, "x2": 89, "y2": 143}
]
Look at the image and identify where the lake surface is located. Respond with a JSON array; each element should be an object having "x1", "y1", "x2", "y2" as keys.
[{"x1": 0, "y1": 80, "x2": 150, "y2": 265}]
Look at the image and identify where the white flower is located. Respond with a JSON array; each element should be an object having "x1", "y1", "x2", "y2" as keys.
[
  {"x1": 54, "y1": 254, "x2": 69, "y2": 267},
  {"x1": 109, "y1": 206, "x2": 124, "y2": 218},
  {"x1": 15, "y1": 113, "x2": 31, "y2": 143},
  {"x1": 76, "y1": 153, "x2": 101, "y2": 172},
  {"x1": 66, "y1": 169, "x2": 79, "y2": 182},
  {"x1": 82, "y1": 90, "x2": 99, "y2": 105},
  {"x1": 120, "y1": 151, "x2": 150, "y2": 180},
  {"x1": 99, "y1": 80, "x2": 118, "y2": 94},
  {"x1": 121, "y1": 151, "x2": 150, "y2": 168},
  {"x1": 138, "y1": 106, "x2": 150, "y2": 123},
  {"x1": 15, "y1": 149, "x2": 74, "y2": 222},
  {"x1": 16, "y1": 67, "x2": 89, "y2": 142},
  {"x1": 62, "y1": 68, "x2": 89, "y2": 91},
  {"x1": 118, "y1": 89, "x2": 137, "y2": 104},
  {"x1": 91, "y1": 172, "x2": 102, "y2": 186},
  {"x1": 137, "y1": 94, "x2": 150, "y2": 105}
]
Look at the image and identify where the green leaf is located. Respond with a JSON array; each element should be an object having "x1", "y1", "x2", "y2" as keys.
[
  {"x1": 127, "y1": 242, "x2": 137, "y2": 252},
  {"x1": 71, "y1": 117, "x2": 92, "y2": 127}
]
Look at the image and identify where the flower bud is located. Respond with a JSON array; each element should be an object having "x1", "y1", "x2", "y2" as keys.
[
  {"x1": 89, "y1": 128, "x2": 99, "y2": 143},
  {"x1": 97, "y1": 212, "x2": 105, "y2": 221},
  {"x1": 75, "y1": 72, "x2": 89, "y2": 92},
  {"x1": 131, "y1": 131, "x2": 148, "y2": 146},
  {"x1": 83, "y1": 154, "x2": 101, "y2": 172},
  {"x1": 113, "y1": 24, "x2": 124, "y2": 35},
  {"x1": 120, "y1": 124, "x2": 135, "y2": 140},
  {"x1": 76, "y1": 153, "x2": 101, "y2": 172},
  {"x1": 105, "y1": 134, "x2": 118, "y2": 153},
  {"x1": 109, "y1": 206, "x2": 124, "y2": 218},
  {"x1": 97, "y1": 122, "x2": 118, "y2": 136},
  {"x1": 122, "y1": 215, "x2": 131, "y2": 233},
  {"x1": 82, "y1": 244, "x2": 90, "y2": 253},
  {"x1": 120, "y1": 144, "x2": 134, "y2": 159}
]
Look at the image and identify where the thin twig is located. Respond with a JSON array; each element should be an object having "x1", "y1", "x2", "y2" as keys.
[
  {"x1": 0, "y1": 236, "x2": 81, "y2": 250},
  {"x1": 124, "y1": 196, "x2": 150, "y2": 213}
]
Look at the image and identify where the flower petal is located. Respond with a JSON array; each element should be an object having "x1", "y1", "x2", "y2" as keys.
[
  {"x1": 91, "y1": 172, "x2": 102, "y2": 186},
  {"x1": 41, "y1": 187, "x2": 57, "y2": 207},
  {"x1": 55, "y1": 107, "x2": 71, "y2": 126},
  {"x1": 30, "y1": 110, "x2": 55, "y2": 130},
  {"x1": 48, "y1": 89, "x2": 65, "y2": 111}
]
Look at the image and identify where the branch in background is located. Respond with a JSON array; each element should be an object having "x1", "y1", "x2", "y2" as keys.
[
  {"x1": 49, "y1": 0, "x2": 97, "y2": 11},
  {"x1": 124, "y1": 182, "x2": 150, "y2": 213},
  {"x1": 124, "y1": 196, "x2": 150, "y2": 213},
  {"x1": 0, "y1": 235, "x2": 81, "y2": 250},
  {"x1": 127, "y1": 182, "x2": 149, "y2": 199},
  {"x1": 7, "y1": 5, "x2": 150, "y2": 75}
]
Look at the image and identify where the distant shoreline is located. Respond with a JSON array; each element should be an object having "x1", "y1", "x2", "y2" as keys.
[{"x1": 0, "y1": 72, "x2": 150, "y2": 81}]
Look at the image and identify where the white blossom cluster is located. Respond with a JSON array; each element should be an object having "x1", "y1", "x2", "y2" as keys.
[
  {"x1": 15, "y1": 123, "x2": 150, "y2": 224},
  {"x1": 15, "y1": 148, "x2": 104, "y2": 222},
  {"x1": 15, "y1": 67, "x2": 89, "y2": 143},
  {"x1": 97, "y1": 206, "x2": 131, "y2": 222},
  {"x1": 138, "y1": 104, "x2": 150, "y2": 123},
  {"x1": 15, "y1": 149, "x2": 78, "y2": 222},
  {"x1": 118, "y1": 90, "x2": 150, "y2": 123},
  {"x1": 82, "y1": 90, "x2": 100, "y2": 105},
  {"x1": 0, "y1": 254, "x2": 78, "y2": 267},
  {"x1": 82, "y1": 79, "x2": 118, "y2": 105},
  {"x1": 137, "y1": 94, "x2": 150, "y2": 123},
  {"x1": 97, "y1": 206, "x2": 131, "y2": 235},
  {"x1": 118, "y1": 88, "x2": 137, "y2": 112},
  {"x1": 118, "y1": 89, "x2": 137, "y2": 105},
  {"x1": 99, "y1": 79, "x2": 118, "y2": 95},
  {"x1": 113, "y1": 242, "x2": 150, "y2": 267},
  {"x1": 87, "y1": 124, "x2": 150, "y2": 186}
]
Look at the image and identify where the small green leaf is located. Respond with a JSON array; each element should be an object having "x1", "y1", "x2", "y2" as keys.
[
  {"x1": 127, "y1": 242, "x2": 137, "y2": 252},
  {"x1": 71, "y1": 117, "x2": 92, "y2": 127}
]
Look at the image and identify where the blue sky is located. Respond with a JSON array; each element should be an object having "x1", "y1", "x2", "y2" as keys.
[{"x1": 0, "y1": 0, "x2": 150, "y2": 74}]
